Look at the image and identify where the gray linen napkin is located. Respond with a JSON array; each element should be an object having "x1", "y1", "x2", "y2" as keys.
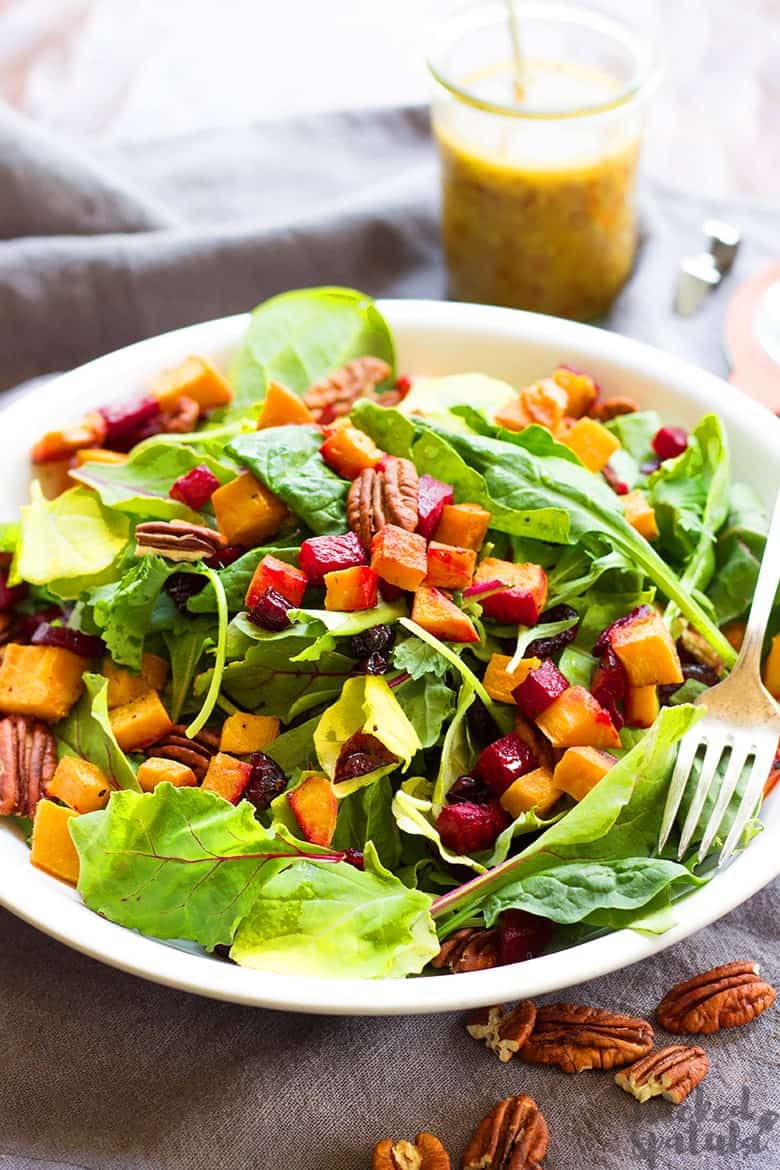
[{"x1": 0, "y1": 102, "x2": 778, "y2": 1170}]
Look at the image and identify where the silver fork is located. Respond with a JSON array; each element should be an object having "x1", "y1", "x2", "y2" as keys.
[{"x1": 658, "y1": 491, "x2": 780, "y2": 866}]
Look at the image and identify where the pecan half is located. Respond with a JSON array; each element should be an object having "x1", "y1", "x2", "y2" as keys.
[
  {"x1": 615, "y1": 1044, "x2": 708, "y2": 1104},
  {"x1": 466, "y1": 1001, "x2": 537, "y2": 1063},
  {"x1": 347, "y1": 457, "x2": 419, "y2": 550},
  {"x1": 135, "y1": 520, "x2": 225, "y2": 563},
  {"x1": 303, "y1": 356, "x2": 392, "y2": 424},
  {"x1": 519, "y1": 1004, "x2": 654, "y2": 1073},
  {"x1": 590, "y1": 396, "x2": 639, "y2": 421},
  {"x1": 145, "y1": 725, "x2": 220, "y2": 781},
  {"x1": 678, "y1": 626, "x2": 725, "y2": 676},
  {"x1": 372, "y1": 1133, "x2": 451, "y2": 1170},
  {"x1": 0, "y1": 714, "x2": 57, "y2": 816},
  {"x1": 462, "y1": 1095, "x2": 549, "y2": 1170},
  {"x1": 656, "y1": 961, "x2": 776, "y2": 1034},
  {"x1": 430, "y1": 928, "x2": 500, "y2": 974},
  {"x1": 160, "y1": 394, "x2": 200, "y2": 434}
]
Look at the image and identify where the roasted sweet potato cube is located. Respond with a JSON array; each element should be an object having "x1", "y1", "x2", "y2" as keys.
[
  {"x1": 102, "y1": 652, "x2": 169, "y2": 708},
  {"x1": 623, "y1": 490, "x2": 659, "y2": 540},
  {"x1": 30, "y1": 799, "x2": 80, "y2": 884},
  {"x1": 764, "y1": 634, "x2": 780, "y2": 699},
  {"x1": 553, "y1": 746, "x2": 616, "y2": 802},
  {"x1": 320, "y1": 426, "x2": 383, "y2": 479},
  {"x1": 31, "y1": 412, "x2": 106, "y2": 465},
  {"x1": 495, "y1": 379, "x2": 568, "y2": 433},
  {"x1": 624, "y1": 684, "x2": 659, "y2": 728},
  {"x1": 560, "y1": 417, "x2": 621, "y2": 473},
  {"x1": 324, "y1": 566, "x2": 378, "y2": 611},
  {"x1": 287, "y1": 773, "x2": 338, "y2": 847},
  {"x1": 212, "y1": 471, "x2": 287, "y2": 546},
  {"x1": 610, "y1": 610, "x2": 683, "y2": 687},
  {"x1": 433, "y1": 503, "x2": 491, "y2": 551},
  {"x1": 370, "y1": 524, "x2": 427, "y2": 591},
  {"x1": 500, "y1": 767, "x2": 563, "y2": 817},
  {"x1": 552, "y1": 367, "x2": 599, "y2": 418},
  {"x1": 410, "y1": 584, "x2": 479, "y2": 643},
  {"x1": 535, "y1": 685, "x2": 621, "y2": 749},
  {"x1": 723, "y1": 621, "x2": 746, "y2": 652},
  {"x1": 0, "y1": 644, "x2": 86, "y2": 722},
  {"x1": 256, "y1": 381, "x2": 315, "y2": 429},
  {"x1": 137, "y1": 757, "x2": 198, "y2": 791},
  {"x1": 246, "y1": 554, "x2": 308, "y2": 610},
  {"x1": 73, "y1": 448, "x2": 129, "y2": 468},
  {"x1": 219, "y1": 712, "x2": 280, "y2": 754},
  {"x1": 483, "y1": 654, "x2": 542, "y2": 704},
  {"x1": 109, "y1": 690, "x2": 173, "y2": 752},
  {"x1": 473, "y1": 558, "x2": 548, "y2": 625},
  {"x1": 202, "y1": 752, "x2": 252, "y2": 803},
  {"x1": 151, "y1": 355, "x2": 233, "y2": 412},
  {"x1": 47, "y1": 756, "x2": 111, "y2": 812},
  {"x1": 425, "y1": 541, "x2": 477, "y2": 590}
]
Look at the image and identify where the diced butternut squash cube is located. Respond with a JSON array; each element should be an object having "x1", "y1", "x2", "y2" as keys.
[
  {"x1": 560, "y1": 417, "x2": 620, "y2": 473},
  {"x1": 0, "y1": 644, "x2": 85, "y2": 722},
  {"x1": 137, "y1": 757, "x2": 197, "y2": 791},
  {"x1": 102, "y1": 653, "x2": 169, "y2": 708},
  {"x1": 47, "y1": 756, "x2": 111, "y2": 812},
  {"x1": 553, "y1": 746, "x2": 616, "y2": 802},
  {"x1": 324, "y1": 565, "x2": 378, "y2": 611},
  {"x1": 371, "y1": 524, "x2": 427, "y2": 591},
  {"x1": 287, "y1": 773, "x2": 338, "y2": 846},
  {"x1": 220, "y1": 712, "x2": 280, "y2": 754},
  {"x1": 425, "y1": 541, "x2": 477, "y2": 590},
  {"x1": 483, "y1": 654, "x2": 542, "y2": 704},
  {"x1": 433, "y1": 503, "x2": 492, "y2": 551},
  {"x1": 495, "y1": 379, "x2": 568, "y2": 433},
  {"x1": 610, "y1": 610, "x2": 684, "y2": 687},
  {"x1": 473, "y1": 558, "x2": 548, "y2": 625},
  {"x1": 35, "y1": 459, "x2": 75, "y2": 500},
  {"x1": 109, "y1": 690, "x2": 173, "y2": 752},
  {"x1": 202, "y1": 752, "x2": 252, "y2": 803},
  {"x1": 320, "y1": 426, "x2": 383, "y2": 479},
  {"x1": 764, "y1": 634, "x2": 780, "y2": 700},
  {"x1": 256, "y1": 381, "x2": 315, "y2": 429},
  {"x1": 74, "y1": 448, "x2": 129, "y2": 468},
  {"x1": 411, "y1": 584, "x2": 479, "y2": 643},
  {"x1": 536, "y1": 685, "x2": 621, "y2": 748},
  {"x1": 30, "y1": 799, "x2": 80, "y2": 884},
  {"x1": 624, "y1": 684, "x2": 660, "y2": 728},
  {"x1": 623, "y1": 490, "x2": 659, "y2": 540},
  {"x1": 723, "y1": 620, "x2": 746, "y2": 652},
  {"x1": 551, "y1": 367, "x2": 599, "y2": 418},
  {"x1": 31, "y1": 412, "x2": 106, "y2": 464},
  {"x1": 500, "y1": 766, "x2": 563, "y2": 817},
  {"x1": 212, "y1": 471, "x2": 287, "y2": 546},
  {"x1": 151, "y1": 355, "x2": 233, "y2": 412}
]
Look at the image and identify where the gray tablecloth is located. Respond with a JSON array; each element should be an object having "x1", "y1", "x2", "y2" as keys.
[{"x1": 0, "y1": 101, "x2": 778, "y2": 1170}]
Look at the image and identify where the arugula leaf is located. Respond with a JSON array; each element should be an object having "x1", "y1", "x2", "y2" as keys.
[
  {"x1": 228, "y1": 286, "x2": 395, "y2": 416},
  {"x1": 184, "y1": 568, "x2": 229, "y2": 738},
  {"x1": 392, "y1": 638, "x2": 450, "y2": 680},
  {"x1": 332, "y1": 776, "x2": 402, "y2": 870},
  {"x1": 228, "y1": 425, "x2": 348, "y2": 535},
  {"x1": 163, "y1": 618, "x2": 212, "y2": 721},
  {"x1": 432, "y1": 680, "x2": 475, "y2": 808},
  {"x1": 264, "y1": 715, "x2": 320, "y2": 774},
  {"x1": 314, "y1": 675, "x2": 420, "y2": 794},
  {"x1": 187, "y1": 545, "x2": 300, "y2": 613},
  {"x1": 708, "y1": 483, "x2": 769, "y2": 624},
  {"x1": 229, "y1": 843, "x2": 437, "y2": 979},
  {"x1": 219, "y1": 636, "x2": 353, "y2": 720},
  {"x1": 18, "y1": 484, "x2": 129, "y2": 596},
  {"x1": 89, "y1": 555, "x2": 175, "y2": 670},
  {"x1": 57, "y1": 674, "x2": 139, "y2": 792},
  {"x1": 395, "y1": 673, "x2": 455, "y2": 749}
]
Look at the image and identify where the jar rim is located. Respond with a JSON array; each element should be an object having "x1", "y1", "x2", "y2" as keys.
[{"x1": 427, "y1": 0, "x2": 662, "y2": 120}]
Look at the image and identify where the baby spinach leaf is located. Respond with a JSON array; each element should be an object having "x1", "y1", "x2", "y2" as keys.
[
  {"x1": 604, "y1": 410, "x2": 661, "y2": 463},
  {"x1": 218, "y1": 636, "x2": 353, "y2": 720},
  {"x1": 264, "y1": 715, "x2": 320, "y2": 775},
  {"x1": 57, "y1": 674, "x2": 139, "y2": 792},
  {"x1": 395, "y1": 673, "x2": 455, "y2": 749},
  {"x1": 332, "y1": 776, "x2": 402, "y2": 870},
  {"x1": 18, "y1": 484, "x2": 129, "y2": 596},
  {"x1": 707, "y1": 483, "x2": 769, "y2": 624},
  {"x1": 314, "y1": 675, "x2": 420, "y2": 794},
  {"x1": 89, "y1": 555, "x2": 175, "y2": 671},
  {"x1": 163, "y1": 617, "x2": 212, "y2": 721},
  {"x1": 648, "y1": 414, "x2": 729, "y2": 568}
]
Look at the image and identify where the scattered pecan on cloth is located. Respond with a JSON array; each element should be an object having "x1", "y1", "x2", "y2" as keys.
[
  {"x1": 135, "y1": 520, "x2": 225, "y2": 562},
  {"x1": 145, "y1": 725, "x2": 220, "y2": 782},
  {"x1": 0, "y1": 714, "x2": 57, "y2": 816},
  {"x1": 466, "y1": 1001, "x2": 538, "y2": 1063},
  {"x1": 347, "y1": 456, "x2": 419, "y2": 550},
  {"x1": 615, "y1": 1045, "x2": 709, "y2": 1104},
  {"x1": 519, "y1": 1003, "x2": 654, "y2": 1073},
  {"x1": 303, "y1": 356, "x2": 392, "y2": 424},
  {"x1": 462, "y1": 1095, "x2": 549, "y2": 1170},
  {"x1": 372, "y1": 1133, "x2": 451, "y2": 1170},
  {"x1": 656, "y1": 961, "x2": 776, "y2": 1034}
]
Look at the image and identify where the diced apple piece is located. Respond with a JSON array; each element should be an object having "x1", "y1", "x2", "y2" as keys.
[
  {"x1": 433, "y1": 502, "x2": 491, "y2": 551},
  {"x1": 324, "y1": 565, "x2": 378, "y2": 611},
  {"x1": 416, "y1": 475, "x2": 454, "y2": 540},
  {"x1": 31, "y1": 412, "x2": 107, "y2": 464},
  {"x1": 219, "y1": 713, "x2": 280, "y2": 754},
  {"x1": 552, "y1": 366, "x2": 599, "y2": 418},
  {"x1": 287, "y1": 773, "x2": 338, "y2": 847},
  {"x1": 495, "y1": 379, "x2": 568, "y2": 433},
  {"x1": 0, "y1": 644, "x2": 86, "y2": 722},
  {"x1": 47, "y1": 756, "x2": 111, "y2": 812},
  {"x1": 475, "y1": 732, "x2": 537, "y2": 795},
  {"x1": 609, "y1": 609, "x2": 684, "y2": 687},
  {"x1": 137, "y1": 757, "x2": 198, "y2": 791},
  {"x1": 535, "y1": 685, "x2": 621, "y2": 749},
  {"x1": 623, "y1": 490, "x2": 659, "y2": 540},
  {"x1": 73, "y1": 448, "x2": 129, "y2": 468},
  {"x1": 483, "y1": 654, "x2": 542, "y2": 704},
  {"x1": 151, "y1": 355, "x2": 233, "y2": 412},
  {"x1": 624, "y1": 684, "x2": 659, "y2": 728},
  {"x1": 472, "y1": 559, "x2": 548, "y2": 625},
  {"x1": 256, "y1": 381, "x2": 315, "y2": 428},
  {"x1": 202, "y1": 752, "x2": 253, "y2": 803},
  {"x1": 500, "y1": 767, "x2": 563, "y2": 817},
  {"x1": 513, "y1": 658, "x2": 569, "y2": 721},
  {"x1": 764, "y1": 634, "x2": 780, "y2": 700},
  {"x1": 410, "y1": 584, "x2": 479, "y2": 643},
  {"x1": 109, "y1": 690, "x2": 173, "y2": 752},
  {"x1": 560, "y1": 417, "x2": 620, "y2": 473},
  {"x1": 30, "y1": 799, "x2": 80, "y2": 884},
  {"x1": 320, "y1": 426, "x2": 383, "y2": 479},
  {"x1": 212, "y1": 471, "x2": 287, "y2": 546},
  {"x1": 436, "y1": 800, "x2": 509, "y2": 854},
  {"x1": 102, "y1": 652, "x2": 169, "y2": 709},
  {"x1": 246, "y1": 554, "x2": 308, "y2": 610},
  {"x1": 299, "y1": 531, "x2": 366, "y2": 583},
  {"x1": 553, "y1": 746, "x2": 616, "y2": 802},
  {"x1": 425, "y1": 542, "x2": 477, "y2": 590},
  {"x1": 371, "y1": 525, "x2": 427, "y2": 591}
]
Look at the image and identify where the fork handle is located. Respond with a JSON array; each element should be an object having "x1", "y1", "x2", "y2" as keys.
[{"x1": 734, "y1": 490, "x2": 780, "y2": 677}]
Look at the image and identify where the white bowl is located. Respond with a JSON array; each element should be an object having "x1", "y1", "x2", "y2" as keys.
[{"x1": 1, "y1": 300, "x2": 778, "y2": 1015}]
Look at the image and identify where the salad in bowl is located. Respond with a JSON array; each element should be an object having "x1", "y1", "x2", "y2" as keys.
[{"x1": 1, "y1": 286, "x2": 777, "y2": 984}]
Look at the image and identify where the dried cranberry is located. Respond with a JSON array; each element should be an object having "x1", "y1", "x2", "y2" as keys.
[
  {"x1": 498, "y1": 909, "x2": 554, "y2": 965},
  {"x1": 243, "y1": 752, "x2": 287, "y2": 812},
  {"x1": 602, "y1": 464, "x2": 629, "y2": 496},
  {"x1": 355, "y1": 652, "x2": 389, "y2": 675},
  {"x1": 525, "y1": 604, "x2": 579, "y2": 658},
  {"x1": 593, "y1": 604, "x2": 653, "y2": 655},
  {"x1": 465, "y1": 696, "x2": 501, "y2": 747},
  {"x1": 447, "y1": 775, "x2": 493, "y2": 805},
  {"x1": 165, "y1": 572, "x2": 207, "y2": 613},
  {"x1": 342, "y1": 848, "x2": 365, "y2": 870},
  {"x1": 99, "y1": 396, "x2": 161, "y2": 450},
  {"x1": 346, "y1": 623, "x2": 394, "y2": 659},
  {"x1": 681, "y1": 660, "x2": 720, "y2": 688},
  {"x1": 204, "y1": 544, "x2": 245, "y2": 569},
  {"x1": 334, "y1": 731, "x2": 396, "y2": 783},
  {"x1": 0, "y1": 573, "x2": 27, "y2": 611},
  {"x1": 652, "y1": 426, "x2": 688, "y2": 462},
  {"x1": 591, "y1": 645, "x2": 628, "y2": 730},
  {"x1": 169, "y1": 465, "x2": 220, "y2": 510},
  {"x1": 248, "y1": 588, "x2": 293, "y2": 631},
  {"x1": 394, "y1": 374, "x2": 413, "y2": 396},
  {"x1": 31, "y1": 623, "x2": 105, "y2": 658}
]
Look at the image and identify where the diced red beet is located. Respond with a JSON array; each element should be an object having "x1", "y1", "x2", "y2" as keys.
[
  {"x1": 99, "y1": 396, "x2": 161, "y2": 448},
  {"x1": 298, "y1": 531, "x2": 366, "y2": 584},
  {"x1": 593, "y1": 604, "x2": 653, "y2": 655},
  {"x1": 31, "y1": 622, "x2": 104, "y2": 658},
  {"x1": 475, "y1": 733, "x2": 537, "y2": 795},
  {"x1": 602, "y1": 464, "x2": 629, "y2": 496},
  {"x1": 591, "y1": 644, "x2": 628, "y2": 730},
  {"x1": 378, "y1": 579, "x2": 405, "y2": 603},
  {"x1": 343, "y1": 848, "x2": 365, "y2": 870},
  {"x1": 204, "y1": 544, "x2": 246, "y2": 569},
  {"x1": 248, "y1": 588, "x2": 293, "y2": 631},
  {"x1": 246, "y1": 555, "x2": 308, "y2": 610},
  {"x1": 499, "y1": 909, "x2": 554, "y2": 965},
  {"x1": 416, "y1": 475, "x2": 454, "y2": 540},
  {"x1": 652, "y1": 426, "x2": 688, "y2": 462},
  {"x1": 436, "y1": 800, "x2": 510, "y2": 855},
  {"x1": 513, "y1": 658, "x2": 569, "y2": 720},
  {"x1": 394, "y1": 374, "x2": 413, "y2": 396},
  {"x1": 169, "y1": 464, "x2": 220, "y2": 510},
  {"x1": 0, "y1": 573, "x2": 27, "y2": 611}
]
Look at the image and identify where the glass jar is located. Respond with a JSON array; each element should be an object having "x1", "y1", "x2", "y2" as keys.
[{"x1": 429, "y1": 2, "x2": 660, "y2": 321}]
